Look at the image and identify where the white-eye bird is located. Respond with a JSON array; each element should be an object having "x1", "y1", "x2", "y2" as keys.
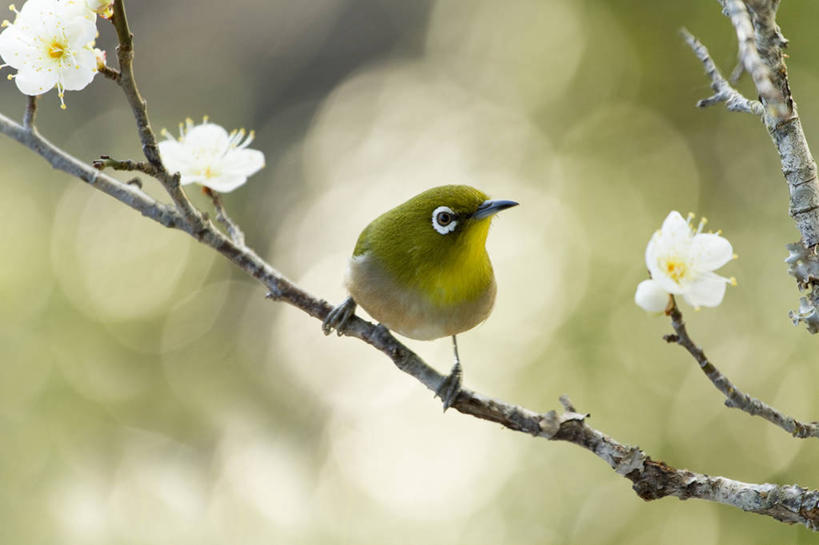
[{"x1": 322, "y1": 185, "x2": 518, "y2": 409}]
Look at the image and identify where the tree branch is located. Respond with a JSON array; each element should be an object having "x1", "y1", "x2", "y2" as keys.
[
  {"x1": 108, "y1": 0, "x2": 204, "y2": 232},
  {"x1": 719, "y1": 0, "x2": 786, "y2": 117},
  {"x1": 685, "y1": 1, "x2": 819, "y2": 332},
  {"x1": 2, "y1": 0, "x2": 818, "y2": 530},
  {"x1": 664, "y1": 296, "x2": 819, "y2": 438},
  {"x1": 2, "y1": 106, "x2": 819, "y2": 529},
  {"x1": 680, "y1": 28, "x2": 763, "y2": 115},
  {"x1": 204, "y1": 187, "x2": 246, "y2": 246},
  {"x1": 92, "y1": 155, "x2": 156, "y2": 176},
  {"x1": 22, "y1": 95, "x2": 37, "y2": 130},
  {"x1": 0, "y1": 111, "x2": 181, "y2": 229}
]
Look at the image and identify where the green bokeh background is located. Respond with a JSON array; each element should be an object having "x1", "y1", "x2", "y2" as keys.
[{"x1": 2, "y1": 1, "x2": 819, "y2": 543}]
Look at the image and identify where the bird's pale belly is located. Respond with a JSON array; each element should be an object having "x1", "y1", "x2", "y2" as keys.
[{"x1": 345, "y1": 253, "x2": 496, "y2": 340}]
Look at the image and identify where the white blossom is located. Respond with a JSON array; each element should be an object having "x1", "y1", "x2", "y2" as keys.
[
  {"x1": 158, "y1": 118, "x2": 265, "y2": 193},
  {"x1": 635, "y1": 211, "x2": 736, "y2": 312},
  {"x1": 0, "y1": 0, "x2": 98, "y2": 109}
]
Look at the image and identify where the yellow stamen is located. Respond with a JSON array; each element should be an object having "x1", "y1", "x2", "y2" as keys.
[
  {"x1": 729, "y1": 277, "x2": 737, "y2": 286},
  {"x1": 47, "y1": 40, "x2": 66, "y2": 59},
  {"x1": 661, "y1": 257, "x2": 688, "y2": 284}
]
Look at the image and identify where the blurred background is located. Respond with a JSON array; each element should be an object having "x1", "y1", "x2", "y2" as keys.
[{"x1": 1, "y1": 0, "x2": 819, "y2": 543}]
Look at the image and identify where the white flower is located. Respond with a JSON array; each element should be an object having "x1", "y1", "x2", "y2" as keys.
[
  {"x1": 0, "y1": 0, "x2": 99, "y2": 109},
  {"x1": 635, "y1": 211, "x2": 736, "y2": 312},
  {"x1": 158, "y1": 118, "x2": 265, "y2": 193}
]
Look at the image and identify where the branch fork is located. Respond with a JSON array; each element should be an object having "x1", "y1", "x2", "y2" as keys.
[{"x1": 684, "y1": 0, "x2": 819, "y2": 332}]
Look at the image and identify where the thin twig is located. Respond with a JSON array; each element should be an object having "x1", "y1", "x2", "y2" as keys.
[
  {"x1": 203, "y1": 187, "x2": 246, "y2": 246},
  {"x1": 664, "y1": 296, "x2": 819, "y2": 438},
  {"x1": 98, "y1": 64, "x2": 121, "y2": 82},
  {"x1": 22, "y1": 95, "x2": 37, "y2": 130},
  {"x1": 681, "y1": 28, "x2": 763, "y2": 115},
  {"x1": 92, "y1": 155, "x2": 156, "y2": 176},
  {"x1": 108, "y1": 0, "x2": 204, "y2": 232},
  {"x1": 2, "y1": 108, "x2": 819, "y2": 529},
  {"x1": 729, "y1": 53, "x2": 744, "y2": 83}
]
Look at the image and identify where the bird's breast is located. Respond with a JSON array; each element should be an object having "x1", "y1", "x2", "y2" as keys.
[{"x1": 345, "y1": 252, "x2": 496, "y2": 340}]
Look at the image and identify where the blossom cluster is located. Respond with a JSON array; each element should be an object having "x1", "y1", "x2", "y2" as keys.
[
  {"x1": 0, "y1": 0, "x2": 112, "y2": 108},
  {"x1": 0, "y1": 1, "x2": 265, "y2": 192}
]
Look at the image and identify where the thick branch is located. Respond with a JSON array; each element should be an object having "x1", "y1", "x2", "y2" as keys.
[
  {"x1": 685, "y1": 2, "x2": 819, "y2": 331},
  {"x1": 2, "y1": 110, "x2": 819, "y2": 530},
  {"x1": 686, "y1": 3, "x2": 819, "y2": 248},
  {"x1": 719, "y1": 0, "x2": 786, "y2": 117},
  {"x1": 664, "y1": 296, "x2": 819, "y2": 438}
]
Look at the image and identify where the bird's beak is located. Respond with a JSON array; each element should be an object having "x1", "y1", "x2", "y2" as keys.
[{"x1": 472, "y1": 199, "x2": 519, "y2": 220}]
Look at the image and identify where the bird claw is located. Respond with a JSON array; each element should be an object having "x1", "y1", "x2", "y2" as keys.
[
  {"x1": 322, "y1": 296, "x2": 357, "y2": 336},
  {"x1": 435, "y1": 361, "x2": 462, "y2": 411}
]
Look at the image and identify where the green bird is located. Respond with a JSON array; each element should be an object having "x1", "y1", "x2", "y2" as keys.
[{"x1": 322, "y1": 185, "x2": 518, "y2": 409}]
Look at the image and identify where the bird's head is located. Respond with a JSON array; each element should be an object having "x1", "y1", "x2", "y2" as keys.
[{"x1": 358, "y1": 185, "x2": 518, "y2": 285}]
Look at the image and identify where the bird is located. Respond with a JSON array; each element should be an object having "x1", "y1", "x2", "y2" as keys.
[{"x1": 322, "y1": 185, "x2": 518, "y2": 410}]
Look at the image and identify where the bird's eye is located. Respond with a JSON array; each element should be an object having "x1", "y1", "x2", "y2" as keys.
[{"x1": 431, "y1": 206, "x2": 458, "y2": 235}]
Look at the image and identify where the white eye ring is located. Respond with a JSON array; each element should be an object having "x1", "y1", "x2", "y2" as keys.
[{"x1": 432, "y1": 206, "x2": 458, "y2": 235}]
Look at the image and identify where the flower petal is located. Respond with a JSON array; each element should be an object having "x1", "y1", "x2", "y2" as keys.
[
  {"x1": 0, "y1": 25, "x2": 30, "y2": 68},
  {"x1": 60, "y1": 51, "x2": 97, "y2": 90},
  {"x1": 202, "y1": 175, "x2": 247, "y2": 193},
  {"x1": 650, "y1": 272, "x2": 684, "y2": 296},
  {"x1": 221, "y1": 148, "x2": 265, "y2": 178},
  {"x1": 14, "y1": 67, "x2": 57, "y2": 95},
  {"x1": 645, "y1": 211, "x2": 691, "y2": 272},
  {"x1": 690, "y1": 233, "x2": 733, "y2": 271},
  {"x1": 635, "y1": 279, "x2": 669, "y2": 312},
  {"x1": 660, "y1": 211, "x2": 691, "y2": 244},
  {"x1": 184, "y1": 123, "x2": 229, "y2": 148},
  {"x1": 63, "y1": 13, "x2": 98, "y2": 48},
  {"x1": 681, "y1": 272, "x2": 727, "y2": 308},
  {"x1": 159, "y1": 139, "x2": 192, "y2": 173}
]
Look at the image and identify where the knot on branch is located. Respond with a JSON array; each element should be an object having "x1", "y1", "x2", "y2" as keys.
[
  {"x1": 538, "y1": 403, "x2": 588, "y2": 439},
  {"x1": 614, "y1": 446, "x2": 645, "y2": 476}
]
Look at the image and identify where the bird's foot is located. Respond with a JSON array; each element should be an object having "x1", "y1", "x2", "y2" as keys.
[
  {"x1": 322, "y1": 296, "x2": 357, "y2": 336},
  {"x1": 435, "y1": 361, "x2": 462, "y2": 411}
]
